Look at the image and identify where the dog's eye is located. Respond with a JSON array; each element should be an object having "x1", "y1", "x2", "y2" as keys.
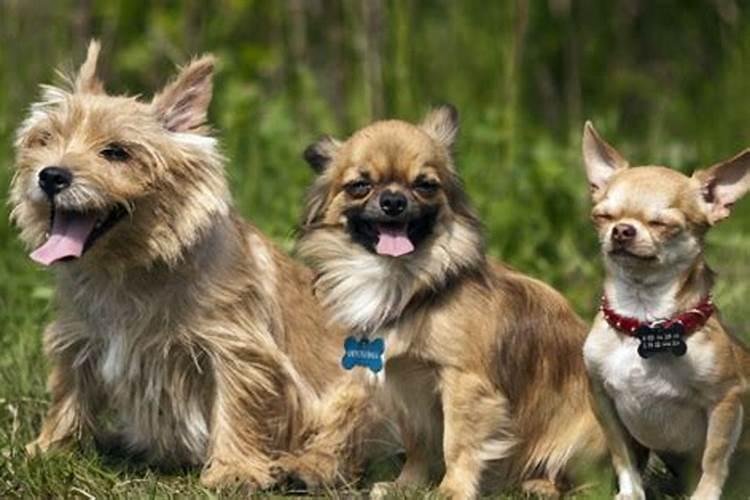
[
  {"x1": 592, "y1": 212, "x2": 613, "y2": 223},
  {"x1": 100, "y1": 144, "x2": 130, "y2": 162},
  {"x1": 28, "y1": 129, "x2": 52, "y2": 148},
  {"x1": 647, "y1": 219, "x2": 669, "y2": 229},
  {"x1": 345, "y1": 180, "x2": 372, "y2": 198},
  {"x1": 412, "y1": 179, "x2": 440, "y2": 196}
]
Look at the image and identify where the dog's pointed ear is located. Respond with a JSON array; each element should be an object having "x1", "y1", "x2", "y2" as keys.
[
  {"x1": 303, "y1": 136, "x2": 341, "y2": 173},
  {"x1": 420, "y1": 104, "x2": 459, "y2": 149},
  {"x1": 75, "y1": 40, "x2": 104, "y2": 94},
  {"x1": 692, "y1": 149, "x2": 750, "y2": 225},
  {"x1": 582, "y1": 121, "x2": 629, "y2": 196},
  {"x1": 151, "y1": 55, "x2": 215, "y2": 133}
]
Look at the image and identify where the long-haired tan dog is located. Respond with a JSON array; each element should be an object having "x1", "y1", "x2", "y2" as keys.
[
  {"x1": 10, "y1": 41, "x2": 348, "y2": 489},
  {"x1": 581, "y1": 122, "x2": 750, "y2": 500},
  {"x1": 281, "y1": 106, "x2": 605, "y2": 499}
]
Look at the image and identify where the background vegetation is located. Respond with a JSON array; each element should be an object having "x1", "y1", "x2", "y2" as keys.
[{"x1": 1, "y1": 0, "x2": 748, "y2": 498}]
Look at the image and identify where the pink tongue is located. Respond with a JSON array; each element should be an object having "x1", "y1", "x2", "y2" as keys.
[
  {"x1": 375, "y1": 224, "x2": 415, "y2": 257},
  {"x1": 30, "y1": 210, "x2": 98, "y2": 266}
]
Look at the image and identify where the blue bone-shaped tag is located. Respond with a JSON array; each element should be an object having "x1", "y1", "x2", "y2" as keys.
[{"x1": 342, "y1": 336, "x2": 385, "y2": 373}]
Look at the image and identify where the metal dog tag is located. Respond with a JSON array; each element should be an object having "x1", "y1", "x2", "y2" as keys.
[{"x1": 636, "y1": 323, "x2": 687, "y2": 358}]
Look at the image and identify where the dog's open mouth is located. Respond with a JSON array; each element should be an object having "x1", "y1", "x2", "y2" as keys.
[
  {"x1": 347, "y1": 210, "x2": 437, "y2": 258},
  {"x1": 30, "y1": 205, "x2": 127, "y2": 266},
  {"x1": 375, "y1": 222, "x2": 415, "y2": 257}
]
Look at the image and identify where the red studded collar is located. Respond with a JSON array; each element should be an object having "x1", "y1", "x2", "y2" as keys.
[{"x1": 600, "y1": 295, "x2": 714, "y2": 338}]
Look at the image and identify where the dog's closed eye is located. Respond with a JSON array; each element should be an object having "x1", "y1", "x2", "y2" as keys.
[
  {"x1": 646, "y1": 217, "x2": 683, "y2": 233},
  {"x1": 591, "y1": 211, "x2": 613, "y2": 224}
]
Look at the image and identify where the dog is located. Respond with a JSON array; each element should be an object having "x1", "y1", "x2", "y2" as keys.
[
  {"x1": 581, "y1": 121, "x2": 750, "y2": 500},
  {"x1": 280, "y1": 106, "x2": 605, "y2": 499},
  {"x1": 9, "y1": 41, "x2": 351, "y2": 490}
]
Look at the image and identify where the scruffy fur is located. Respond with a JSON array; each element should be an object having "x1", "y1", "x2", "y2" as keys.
[
  {"x1": 281, "y1": 107, "x2": 605, "y2": 499},
  {"x1": 581, "y1": 122, "x2": 750, "y2": 500},
  {"x1": 10, "y1": 41, "x2": 350, "y2": 489}
]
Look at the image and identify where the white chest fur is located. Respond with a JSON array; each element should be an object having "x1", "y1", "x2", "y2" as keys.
[{"x1": 584, "y1": 321, "x2": 719, "y2": 453}]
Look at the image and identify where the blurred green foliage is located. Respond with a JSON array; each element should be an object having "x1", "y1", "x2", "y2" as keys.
[
  {"x1": 1, "y1": 0, "x2": 749, "y2": 315},
  {"x1": 0, "y1": 1, "x2": 749, "y2": 497}
]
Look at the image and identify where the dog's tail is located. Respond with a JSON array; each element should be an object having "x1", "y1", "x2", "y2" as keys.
[
  {"x1": 516, "y1": 382, "x2": 607, "y2": 487},
  {"x1": 742, "y1": 348, "x2": 750, "y2": 381},
  {"x1": 490, "y1": 269, "x2": 608, "y2": 490},
  {"x1": 731, "y1": 340, "x2": 750, "y2": 388}
]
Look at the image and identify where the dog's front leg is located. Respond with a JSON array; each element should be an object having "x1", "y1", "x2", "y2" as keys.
[
  {"x1": 200, "y1": 357, "x2": 282, "y2": 491},
  {"x1": 691, "y1": 387, "x2": 744, "y2": 500},
  {"x1": 394, "y1": 410, "x2": 432, "y2": 485},
  {"x1": 370, "y1": 396, "x2": 433, "y2": 499},
  {"x1": 27, "y1": 343, "x2": 100, "y2": 454},
  {"x1": 436, "y1": 367, "x2": 514, "y2": 500},
  {"x1": 27, "y1": 323, "x2": 100, "y2": 456},
  {"x1": 587, "y1": 375, "x2": 646, "y2": 500},
  {"x1": 28, "y1": 364, "x2": 94, "y2": 455}
]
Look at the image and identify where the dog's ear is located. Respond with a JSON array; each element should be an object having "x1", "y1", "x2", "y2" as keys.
[
  {"x1": 75, "y1": 40, "x2": 104, "y2": 94},
  {"x1": 582, "y1": 121, "x2": 629, "y2": 196},
  {"x1": 151, "y1": 55, "x2": 215, "y2": 133},
  {"x1": 420, "y1": 104, "x2": 459, "y2": 149},
  {"x1": 302, "y1": 177, "x2": 331, "y2": 228},
  {"x1": 303, "y1": 136, "x2": 341, "y2": 173},
  {"x1": 692, "y1": 149, "x2": 750, "y2": 224}
]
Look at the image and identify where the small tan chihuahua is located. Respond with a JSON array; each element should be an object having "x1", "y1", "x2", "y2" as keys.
[{"x1": 581, "y1": 122, "x2": 750, "y2": 500}]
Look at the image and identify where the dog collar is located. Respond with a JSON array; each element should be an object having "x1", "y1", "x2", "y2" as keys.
[{"x1": 600, "y1": 295, "x2": 714, "y2": 358}]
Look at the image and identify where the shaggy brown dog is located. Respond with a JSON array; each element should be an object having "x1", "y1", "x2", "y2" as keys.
[
  {"x1": 281, "y1": 106, "x2": 605, "y2": 499},
  {"x1": 10, "y1": 41, "x2": 349, "y2": 490}
]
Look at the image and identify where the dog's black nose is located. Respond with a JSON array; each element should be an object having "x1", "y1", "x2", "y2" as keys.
[
  {"x1": 379, "y1": 190, "x2": 408, "y2": 217},
  {"x1": 38, "y1": 167, "x2": 73, "y2": 198},
  {"x1": 612, "y1": 223, "x2": 637, "y2": 242}
]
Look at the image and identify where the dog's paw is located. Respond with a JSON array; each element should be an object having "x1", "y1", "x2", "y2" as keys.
[
  {"x1": 689, "y1": 494, "x2": 720, "y2": 500},
  {"x1": 274, "y1": 451, "x2": 340, "y2": 489},
  {"x1": 615, "y1": 492, "x2": 645, "y2": 500},
  {"x1": 24, "y1": 437, "x2": 57, "y2": 457},
  {"x1": 521, "y1": 479, "x2": 561, "y2": 499},
  {"x1": 268, "y1": 462, "x2": 289, "y2": 483},
  {"x1": 436, "y1": 481, "x2": 474, "y2": 500},
  {"x1": 200, "y1": 458, "x2": 273, "y2": 491},
  {"x1": 24, "y1": 440, "x2": 43, "y2": 457},
  {"x1": 689, "y1": 483, "x2": 721, "y2": 500},
  {"x1": 370, "y1": 481, "x2": 400, "y2": 499}
]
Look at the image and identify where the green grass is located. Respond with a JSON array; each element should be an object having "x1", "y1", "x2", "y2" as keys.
[{"x1": 2, "y1": 1, "x2": 750, "y2": 498}]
